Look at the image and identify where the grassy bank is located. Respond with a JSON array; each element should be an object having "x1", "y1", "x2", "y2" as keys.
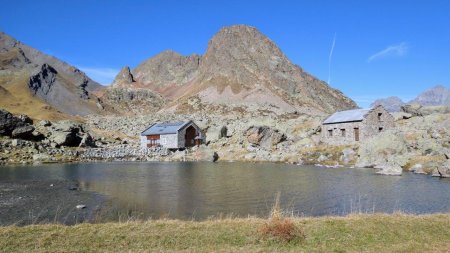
[{"x1": 1, "y1": 213, "x2": 450, "y2": 252}]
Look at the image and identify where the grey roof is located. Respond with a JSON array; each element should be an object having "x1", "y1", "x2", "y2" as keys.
[
  {"x1": 141, "y1": 121, "x2": 191, "y2": 135},
  {"x1": 323, "y1": 108, "x2": 371, "y2": 124}
]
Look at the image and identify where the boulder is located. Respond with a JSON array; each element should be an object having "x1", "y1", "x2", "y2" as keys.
[
  {"x1": 401, "y1": 104, "x2": 423, "y2": 116},
  {"x1": 11, "y1": 139, "x2": 25, "y2": 147},
  {"x1": 375, "y1": 162, "x2": 403, "y2": 176},
  {"x1": 32, "y1": 153, "x2": 51, "y2": 163},
  {"x1": 52, "y1": 121, "x2": 84, "y2": 133},
  {"x1": 317, "y1": 154, "x2": 328, "y2": 162},
  {"x1": 78, "y1": 133, "x2": 96, "y2": 148},
  {"x1": 193, "y1": 145, "x2": 219, "y2": 162},
  {"x1": 340, "y1": 148, "x2": 356, "y2": 165},
  {"x1": 76, "y1": 205, "x2": 86, "y2": 209},
  {"x1": 356, "y1": 130, "x2": 409, "y2": 168},
  {"x1": 391, "y1": 112, "x2": 412, "y2": 121},
  {"x1": 49, "y1": 131, "x2": 81, "y2": 147},
  {"x1": 38, "y1": 120, "x2": 52, "y2": 127},
  {"x1": 47, "y1": 121, "x2": 86, "y2": 147},
  {"x1": 410, "y1": 164, "x2": 427, "y2": 174},
  {"x1": 432, "y1": 161, "x2": 450, "y2": 178},
  {"x1": 245, "y1": 126, "x2": 286, "y2": 150},
  {"x1": 11, "y1": 125, "x2": 35, "y2": 139},
  {"x1": 206, "y1": 125, "x2": 228, "y2": 143},
  {"x1": 0, "y1": 109, "x2": 30, "y2": 136}
]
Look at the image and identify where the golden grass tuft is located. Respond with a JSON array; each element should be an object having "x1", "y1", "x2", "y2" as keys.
[{"x1": 258, "y1": 193, "x2": 305, "y2": 243}]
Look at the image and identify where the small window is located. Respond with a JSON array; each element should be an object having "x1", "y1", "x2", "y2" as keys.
[
  {"x1": 341, "y1": 129, "x2": 346, "y2": 137},
  {"x1": 328, "y1": 130, "x2": 333, "y2": 137},
  {"x1": 379, "y1": 127, "x2": 383, "y2": 132},
  {"x1": 378, "y1": 113, "x2": 382, "y2": 121}
]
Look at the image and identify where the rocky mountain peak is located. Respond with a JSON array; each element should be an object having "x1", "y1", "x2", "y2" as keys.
[
  {"x1": 371, "y1": 96, "x2": 405, "y2": 112},
  {"x1": 192, "y1": 25, "x2": 357, "y2": 114},
  {"x1": 111, "y1": 66, "x2": 135, "y2": 87},
  {"x1": 131, "y1": 50, "x2": 201, "y2": 91},
  {"x1": 107, "y1": 25, "x2": 357, "y2": 115},
  {"x1": 410, "y1": 85, "x2": 450, "y2": 106}
]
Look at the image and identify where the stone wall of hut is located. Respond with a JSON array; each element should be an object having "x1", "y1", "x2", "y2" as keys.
[{"x1": 321, "y1": 106, "x2": 394, "y2": 145}]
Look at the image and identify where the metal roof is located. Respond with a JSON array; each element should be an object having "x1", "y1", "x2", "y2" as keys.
[
  {"x1": 141, "y1": 121, "x2": 191, "y2": 135},
  {"x1": 323, "y1": 108, "x2": 371, "y2": 124}
]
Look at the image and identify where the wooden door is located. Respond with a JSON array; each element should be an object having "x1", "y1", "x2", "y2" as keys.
[
  {"x1": 185, "y1": 126, "x2": 196, "y2": 147},
  {"x1": 354, "y1": 128, "x2": 360, "y2": 141}
]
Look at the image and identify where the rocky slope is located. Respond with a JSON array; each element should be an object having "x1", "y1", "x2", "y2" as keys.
[
  {"x1": 108, "y1": 25, "x2": 357, "y2": 115},
  {"x1": 0, "y1": 31, "x2": 113, "y2": 118}
]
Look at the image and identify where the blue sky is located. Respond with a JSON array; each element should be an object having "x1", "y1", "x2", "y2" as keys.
[{"x1": 1, "y1": 0, "x2": 449, "y2": 107}]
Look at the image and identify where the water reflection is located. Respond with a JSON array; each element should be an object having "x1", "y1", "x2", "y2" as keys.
[{"x1": 1, "y1": 162, "x2": 450, "y2": 219}]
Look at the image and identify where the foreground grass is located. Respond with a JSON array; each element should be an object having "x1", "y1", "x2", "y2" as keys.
[{"x1": 1, "y1": 213, "x2": 450, "y2": 252}]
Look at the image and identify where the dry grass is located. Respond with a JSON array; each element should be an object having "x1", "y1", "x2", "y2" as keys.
[
  {"x1": 0, "y1": 213, "x2": 449, "y2": 252},
  {"x1": 258, "y1": 193, "x2": 305, "y2": 243},
  {"x1": 0, "y1": 73, "x2": 77, "y2": 121}
]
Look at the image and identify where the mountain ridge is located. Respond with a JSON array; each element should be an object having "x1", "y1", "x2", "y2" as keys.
[
  {"x1": 371, "y1": 85, "x2": 450, "y2": 111},
  {"x1": 0, "y1": 31, "x2": 114, "y2": 119},
  {"x1": 109, "y1": 25, "x2": 357, "y2": 115}
]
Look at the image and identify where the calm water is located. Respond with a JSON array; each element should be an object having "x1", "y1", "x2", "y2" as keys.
[{"x1": 1, "y1": 161, "x2": 450, "y2": 219}]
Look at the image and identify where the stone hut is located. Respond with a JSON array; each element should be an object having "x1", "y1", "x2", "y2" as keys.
[
  {"x1": 321, "y1": 105, "x2": 394, "y2": 145},
  {"x1": 140, "y1": 121, "x2": 204, "y2": 149}
]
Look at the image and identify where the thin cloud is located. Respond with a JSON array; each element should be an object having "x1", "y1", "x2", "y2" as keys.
[
  {"x1": 78, "y1": 66, "x2": 120, "y2": 85},
  {"x1": 327, "y1": 32, "x2": 337, "y2": 85},
  {"x1": 368, "y1": 42, "x2": 409, "y2": 63}
]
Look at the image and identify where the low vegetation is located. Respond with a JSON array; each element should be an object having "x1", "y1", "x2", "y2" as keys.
[{"x1": 1, "y1": 213, "x2": 449, "y2": 252}]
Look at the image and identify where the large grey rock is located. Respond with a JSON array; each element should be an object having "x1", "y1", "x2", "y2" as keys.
[
  {"x1": 52, "y1": 121, "x2": 84, "y2": 133},
  {"x1": 401, "y1": 103, "x2": 423, "y2": 116},
  {"x1": 340, "y1": 148, "x2": 356, "y2": 165},
  {"x1": 245, "y1": 126, "x2": 286, "y2": 150},
  {"x1": 193, "y1": 145, "x2": 219, "y2": 162},
  {"x1": 206, "y1": 125, "x2": 228, "y2": 143},
  {"x1": 356, "y1": 130, "x2": 409, "y2": 168},
  {"x1": 0, "y1": 109, "x2": 30, "y2": 136},
  {"x1": 432, "y1": 161, "x2": 450, "y2": 178},
  {"x1": 78, "y1": 133, "x2": 96, "y2": 148},
  {"x1": 49, "y1": 131, "x2": 81, "y2": 147},
  {"x1": 11, "y1": 125, "x2": 35, "y2": 139},
  {"x1": 375, "y1": 162, "x2": 403, "y2": 176},
  {"x1": 38, "y1": 120, "x2": 52, "y2": 127},
  {"x1": 32, "y1": 153, "x2": 51, "y2": 162},
  {"x1": 410, "y1": 164, "x2": 427, "y2": 174}
]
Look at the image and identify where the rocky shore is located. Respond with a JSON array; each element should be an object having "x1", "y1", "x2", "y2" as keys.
[{"x1": 1, "y1": 106, "x2": 450, "y2": 178}]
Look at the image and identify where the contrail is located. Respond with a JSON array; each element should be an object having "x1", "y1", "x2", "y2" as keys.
[{"x1": 328, "y1": 32, "x2": 337, "y2": 85}]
